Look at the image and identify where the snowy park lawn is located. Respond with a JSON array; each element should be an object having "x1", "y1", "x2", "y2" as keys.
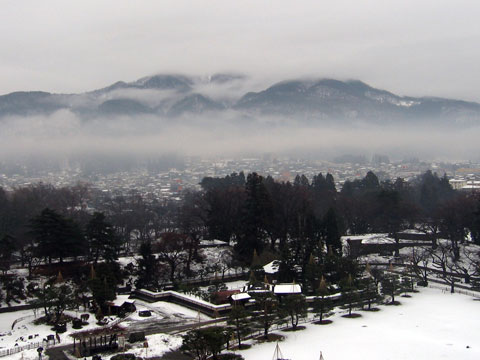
[
  {"x1": 103, "y1": 333, "x2": 182, "y2": 360},
  {"x1": 0, "y1": 308, "x2": 108, "y2": 350},
  {"x1": 224, "y1": 280, "x2": 248, "y2": 290},
  {"x1": 240, "y1": 287, "x2": 480, "y2": 360},
  {"x1": 199, "y1": 280, "x2": 248, "y2": 292},
  {"x1": 125, "y1": 299, "x2": 211, "y2": 322},
  {"x1": 145, "y1": 300, "x2": 211, "y2": 320}
]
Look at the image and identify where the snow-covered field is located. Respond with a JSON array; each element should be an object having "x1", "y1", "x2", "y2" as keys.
[
  {"x1": 240, "y1": 287, "x2": 480, "y2": 360},
  {"x1": 0, "y1": 308, "x2": 104, "y2": 349},
  {"x1": 0, "y1": 295, "x2": 212, "y2": 354},
  {"x1": 199, "y1": 280, "x2": 247, "y2": 292},
  {"x1": 104, "y1": 333, "x2": 182, "y2": 360},
  {"x1": 125, "y1": 299, "x2": 211, "y2": 322}
]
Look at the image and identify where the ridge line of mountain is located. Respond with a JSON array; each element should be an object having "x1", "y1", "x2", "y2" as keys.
[{"x1": 1, "y1": 74, "x2": 479, "y2": 125}]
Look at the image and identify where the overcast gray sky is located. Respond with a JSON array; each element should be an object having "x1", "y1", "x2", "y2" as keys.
[{"x1": 1, "y1": 0, "x2": 480, "y2": 101}]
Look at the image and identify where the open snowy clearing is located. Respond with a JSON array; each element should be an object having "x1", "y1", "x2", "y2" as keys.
[
  {"x1": 104, "y1": 333, "x2": 182, "y2": 360},
  {"x1": 0, "y1": 308, "x2": 101, "y2": 350},
  {"x1": 124, "y1": 299, "x2": 211, "y2": 323},
  {"x1": 240, "y1": 287, "x2": 480, "y2": 360}
]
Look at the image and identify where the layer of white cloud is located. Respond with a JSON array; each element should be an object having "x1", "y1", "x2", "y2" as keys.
[
  {"x1": 0, "y1": 111, "x2": 476, "y2": 162},
  {"x1": 1, "y1": 1, "x2": 480, "y2": 101}
]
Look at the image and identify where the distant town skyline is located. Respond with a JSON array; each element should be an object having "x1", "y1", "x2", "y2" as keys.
[{"x1": 1, "y1": 1, "x2": 480, "y2": 102}]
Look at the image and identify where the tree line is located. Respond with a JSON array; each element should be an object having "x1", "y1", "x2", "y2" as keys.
[
  {"x1": 1, "y1": 170, "x2": 479, "y2": 275},
  {"x1": 0, "y1": 169, "x2": 479, "y2": 313}
]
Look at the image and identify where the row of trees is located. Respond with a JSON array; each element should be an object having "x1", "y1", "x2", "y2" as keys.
[
  {"x1": 409, "y1": 243, "x2": 480, "y2": 293},
  {"x1": 0, "y1": 209, "x2": 120, "y2": 277},
  {"x1": 0, "y1": 169, "x2": 478, "y2": 308},
  {"x1": 1, "y1": 169, "x2": 478, "y2": 271},
  {"x1": 182, "y1": 266, "x2": 415, "y2": 360},
  {"x1": 28, "y1": 260, "x2": 125, "y2": 326},
  {"x1": 199, "y1": 170, "x2": 480, "y2": 286}
]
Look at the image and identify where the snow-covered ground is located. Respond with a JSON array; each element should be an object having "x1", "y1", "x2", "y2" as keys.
[
  {"x1": 199, "y1": 280, "x2": 248, "y2": 293},
  {"x1": 224, "y1": 280, "x2": 248, "y2": 290},
  {"x1": 240, "y1": 287, "x2": 480, "y2": 360},
  {"x1": 7, "y1": 348, "x2": 45, "y2": 360},
  {"x1": 104, "y1": 333, "x2": 182, "y2": 360},
  {"x1": 126, "y1": 299, "x2": 211, "y2": 322},
  {"x1": 0, "y1": 308, "x2": 102, "y2": 349}
]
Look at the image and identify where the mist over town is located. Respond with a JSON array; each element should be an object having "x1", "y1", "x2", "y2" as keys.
[{"x1": 1, "y1": 2, "x2": 480, "y2": 360}]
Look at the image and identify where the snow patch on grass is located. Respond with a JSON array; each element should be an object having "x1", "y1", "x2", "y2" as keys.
[{"x1": 241, "y1": 287, "x2": 480, "y2": 360}]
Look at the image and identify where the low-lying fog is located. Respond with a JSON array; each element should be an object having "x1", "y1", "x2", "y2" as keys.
[{"x1": 0, "y1": 109, "x2": 476, "y2": 169}]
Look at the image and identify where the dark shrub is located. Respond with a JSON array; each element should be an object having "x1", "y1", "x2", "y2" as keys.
[
  {"x1": 217, "y1": 354, "x2": 244, "y2": 360},
  {"x1": 111, "y1": 353, "x2": 137, "y2": 360},
  {"x1": 128, "y1": 332, "x2": 145, "y2": 343},
  {"x1": 138, "y1": 310, "x2": 151, "y2": 317},
  {"x1": 72, "y1": 319, "x2": 83, "y2": 329},
  {"x1": 54, "y1": 323, "x2": 67, "y2": 333}
]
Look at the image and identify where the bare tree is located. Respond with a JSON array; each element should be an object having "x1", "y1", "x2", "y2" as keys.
[
  {"x1": 438, "y1": 195, "x2": 475, "y2": 261},
  {"x1": 177, "y1": 191, "x2": 207, "y2": 277},
  {"x1": 155, "y1": 232, "x2": 187, "y2": 283},
  {"x1": 452, "y1": 246, "x2": 480, "y2": 284},
  {"x1": 409, "y1": 247, "x2": 431, "y2": 285},
  {"x1": 430, "y1": 243, "x2": 462, "y2": 293}
]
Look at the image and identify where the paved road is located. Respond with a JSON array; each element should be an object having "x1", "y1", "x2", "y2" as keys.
[{"x1": 45, "y1": 344, "x2": 71, "y2": 360}]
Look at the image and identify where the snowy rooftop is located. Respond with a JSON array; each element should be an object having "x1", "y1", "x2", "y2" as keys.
[
  {"x1": 273, "y1": 283, "x2": 302, "y2": 294},
  {"x1": 231, "y1": 293, "x2": 251, "y2": 301},
  {"x1": 264, "y1": 260, "x2": 280, "y2": 274},
  {"x1": 108, "y1": 295, "x2": 135, "y2": 307},
  {"x1": 342, "y1": 233, "x2": 393, "y2": 245},
  {"x1": 199, "y1": 239, "x2": 229, "y2": 246}
]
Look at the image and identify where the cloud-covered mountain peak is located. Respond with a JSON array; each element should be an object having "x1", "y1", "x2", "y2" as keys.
[{"x1": 1, "y1": 74, "x2": 480, "y2": 125}]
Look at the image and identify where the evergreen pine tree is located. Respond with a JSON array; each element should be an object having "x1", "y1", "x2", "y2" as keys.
[
  {"x1": 135, "y1": 241, "x2": 158, "y2": 289},
  {"x1": 340, "y1": 274, "x2": 359, "y2": 317},
  {"x1": 323, "y1": 208, "x2": 342, "y2": 255},
  {"x1": 313, "y1": 276, "x2": 333, "y2": 323},
  {"x1": 278, "y1": 294, "x2": 308, "y2": 330},
  {"x1": 381, "y1": 273, "x2": 401, "y2": 304},
  {"x1": 227, "y1": 304, "x2": 250, "y2": 349},
  {"x1": 252, "y1": 292, "x2": 279, "y2": 339}
]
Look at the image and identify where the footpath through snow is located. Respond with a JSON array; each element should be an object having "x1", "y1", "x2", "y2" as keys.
[{"x1": 241, "y1": 287, "x2": 480, "y2": 360}]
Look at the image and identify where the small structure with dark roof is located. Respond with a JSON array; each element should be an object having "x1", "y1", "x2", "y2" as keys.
[
  {"x1": 210, "y1": 289, "x2": 240, "y2": 304},
  {"x1": 70, "y1": 324, "x2": 126, "y2": 357},
  {"x1": 105, "y1": 295, "x2": 136, "y2": 316}
]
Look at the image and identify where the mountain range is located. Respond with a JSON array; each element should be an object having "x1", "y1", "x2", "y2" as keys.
[{"x1": 1, "y1": 74, "x2": 479, "y2": 126}]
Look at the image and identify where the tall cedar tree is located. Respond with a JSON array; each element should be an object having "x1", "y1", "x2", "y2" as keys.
[
  {"x1": 29, "y1": 208, "x2": 85, "y2": 264},
  {"x1": 323, "y1": 208, "x2": 342, "y2": 255},
  {"x1": 86, "y1": 212, "x2": 119, "y2": 264},
  {"x1": 88, "y1": 262, "x2": 122, "y2": 311},
  {"x1": 0, "y1": 234, "x2": 16, "y2": 274},
  {"x1": 135, "y1": 241, "x2": 158, "y2": 289},
  {"x1": 201, "y1": 172, "x2": 245, "y2": 243},
  {"x1": 236, "y1": 173, "x2": 272, "y2": 263}
]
